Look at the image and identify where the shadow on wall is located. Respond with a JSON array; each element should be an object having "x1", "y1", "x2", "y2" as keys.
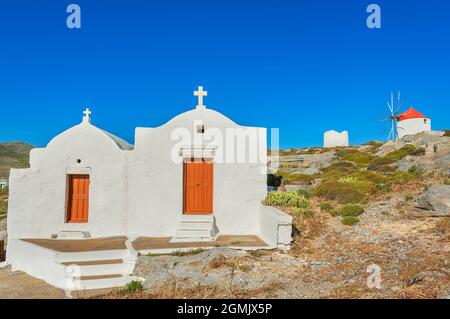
[{"x1": 0, "y1": 240, "x2": 5, "y2": 262}]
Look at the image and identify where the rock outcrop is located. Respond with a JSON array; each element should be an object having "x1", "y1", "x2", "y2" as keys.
[{"x1": 415, "y1": 185, "x2": 450, "y2": 216}]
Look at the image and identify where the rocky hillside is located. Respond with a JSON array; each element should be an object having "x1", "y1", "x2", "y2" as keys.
[{"x1": 0, "y1": 142, "x2": 34, "y2": 179}]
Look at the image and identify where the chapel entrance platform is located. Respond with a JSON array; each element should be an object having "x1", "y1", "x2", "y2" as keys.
[
  {"x1": 21, "y1": 235, "x2": 269, "y2": 253},
  {"x1": 22, "y1": 236, "x2": 127, "y2": 252},
  {"x1": 132, "y1": 235, "x2": 269, "y2": 254}
]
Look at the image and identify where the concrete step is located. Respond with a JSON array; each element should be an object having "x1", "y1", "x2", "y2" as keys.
[
  {"x1": 56, "y1": 231, "x2": 91, "y2": 239},
  {"x1": 175, "y1": 229, "x2": 213, "y2": 238},
  {"x1": 55, "y1": 249, "x2": 129, "y2": 264},
  {"x1": 170, "y1": 236, "x2": 216, "y2": 243},
  {"x1": 62, "y1": 259, "x2": 123, "y2": 266},
  {"x1": 64, "y1": 262, "x2": 127, "y2": 277},
  {"x1": 70, "y1": 274, "x2": 135, "y2": 290},
  {"x1": 177, "y1": 222, "x2": 213, "y2": 230}
]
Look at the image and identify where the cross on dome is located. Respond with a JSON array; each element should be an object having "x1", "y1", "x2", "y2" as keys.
[
  {"x1": 194, "y1": 86, "x2": 207, "y2": 109},
  {"x1": 82, "y1": 107, "x2": 92, "y2": 123}
]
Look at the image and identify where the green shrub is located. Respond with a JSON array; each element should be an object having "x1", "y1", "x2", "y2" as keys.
[
  {"x1": 320, "y1": 202, "x2": 333, "y2": 212},
  {"x1": 338, "y1": 176, "x2": 358, "y2": 184},
  {"x1": 339, "y1": 205, "x2": 365, "y2": 217},
  {"x1": 330, "y1": 210, "x2": 339, "y2": 217},
  {"x1": 444, "y1": 179, "x2": 450, "y2": 186},
  {"x1": 262, "y1": 190, "x2": 309, "y2": 208},
  {"x1": 341, "y1": 216, "x2": 360, "y2": 226},
  {"x1": 170, "y1": 249, "x2": 204, "y2": 257},
  {"x1": 322, "y1": 161, "x2": 359, "y2": 176},
  {"x1": 369, "y1": 145, "x2": 417, "y2": 169},
  {"x1": 337, "y1": 149, "x2": 374, "y2": 166},
  {"x1": 314, "y1": 181, "x2": 366, "y2": 204},
  {"x1": 408, "y1": 165, "x2": 423, "y2": 177},
  {"x1": 405, "y1": 194, "x2": 414, "y2": 201},
  {"x1": 125, "y1": 281, "x2": 143, "y2": 292},
  {"x1": 295, "y1": 189, "x2": 311, "y2": 199},
  {"x1": 388, "y1": 171, "x2": 420, "y2": 184},
  {"x1": 275, "y1": 172, "x2": 316, "y2": 185}
]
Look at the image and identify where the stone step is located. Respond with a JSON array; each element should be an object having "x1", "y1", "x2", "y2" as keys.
[
  {"x1": 70, "y1": 274, "x2": 135, "y2": 290},
  {"x1": 170, "y1": 237, "x2": 216, "y2": 243},
  {"x1": 55, "y1": 249, "x2": 129, "y2": 264},
  {"x1": 64, "y1": 261, "x2": 127, "y2": 277},
  {"x1": 56, "y1": 231, "x2": 91, "y2": 239},
  {"x1": 62, "y1": 259, "x2": 123, "y2": 266},
  {"x1": 175, "y1": 229, "x2": 213, "y2": 238}
]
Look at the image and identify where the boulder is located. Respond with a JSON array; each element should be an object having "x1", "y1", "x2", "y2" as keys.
[
  {"x1": 433, "y1": 155, "x2": 450, "y2": 176},
  {"x1": 416, "y1": 185, "x2": 450, "y2": 214}
]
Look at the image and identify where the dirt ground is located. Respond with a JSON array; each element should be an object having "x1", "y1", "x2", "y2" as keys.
[{"x1": 0, "y1": 266, "x2": 66, "y2": 299}]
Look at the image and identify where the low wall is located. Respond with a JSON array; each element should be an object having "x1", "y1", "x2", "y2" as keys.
[
  {"x1": 6, "y1": 239, "x2": 67, "y2": 289},
  {"x1": 258, "y1": 206, "x2": 293, "y2": 250}
]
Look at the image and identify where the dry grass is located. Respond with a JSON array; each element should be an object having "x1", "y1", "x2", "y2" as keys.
[
  {"x1": 0, "y1": 188, "x2": 8, "y2": 217},
  {"x1": 94, "y1": 281, "x2": 283, "y2": 299}
]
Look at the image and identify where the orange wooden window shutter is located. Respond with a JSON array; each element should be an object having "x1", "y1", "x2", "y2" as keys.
[
  {"x1": 67, "y1": 174, "x2": 90, "y2": 223},
  {"x1": 184, "y1": 162, "x2": 213, "y2": 214}
]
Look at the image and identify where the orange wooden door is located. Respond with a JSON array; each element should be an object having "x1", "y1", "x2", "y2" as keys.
[
  {"x1": 67, "y1": 174, "x2": 90, "y2": 223},
  {"x1": 184, "y1": 162, "x2": 213, "y2": 214}
]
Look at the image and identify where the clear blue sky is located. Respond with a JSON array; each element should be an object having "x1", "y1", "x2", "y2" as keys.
[{"x1": 0, "y1": 0, "x2": 449, "y2": 149}]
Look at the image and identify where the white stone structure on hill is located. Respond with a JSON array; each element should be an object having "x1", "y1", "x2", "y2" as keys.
[{"x1": 323, "y1": 130, "x2": 349, "y2": 148}]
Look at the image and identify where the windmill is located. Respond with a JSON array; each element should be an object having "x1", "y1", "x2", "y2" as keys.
[{"x1": 381, "y1": 91, "x2": 404, "y2": 141}]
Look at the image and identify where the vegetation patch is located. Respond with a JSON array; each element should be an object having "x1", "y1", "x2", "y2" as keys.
[
  {"x1": 276, "y1": 172, "x2": 316, "y2": 185},
  {"x1": 290, "y1": 207, "x2": 315, "y2": 218},
  {"x1": 320, "y1": 202, "x2": 333, "y2": 212},
  {"x1": 368, "y1": 145, "x2": 417, "y2": 170},
  {"x1": 125, "y1": 280, "x2": 143, "y2": 293},
  {"x1": 338, "y1": 176, "x2": 358, "y2": 184},
  {"x1": 341, "y1": 216, "x2": 360, "y2": 226},
  {"x1": 313, "y1": 181, "x2": 366, "y2": 204},
  {"x1": 322, "y1": 161, "x2": 359, "y2": 176},
  {"x1": 338, "y1": 205, "x2": 365, "y2": 217},
  {"x1": 336, "y1": 149, "x2": 375, "y2": 167},
  {"x1": 263, "y1": 190, "x2": 309, "y2": 208},
  {"x1": 364, "y1": 141, "x2": 383, "y2": 153}
]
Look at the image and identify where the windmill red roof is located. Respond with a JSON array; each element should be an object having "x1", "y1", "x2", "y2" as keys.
[{"x1": 398, "y1": 107, "x2": 428, "y2": 121}]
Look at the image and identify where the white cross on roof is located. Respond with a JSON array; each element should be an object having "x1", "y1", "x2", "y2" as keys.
[
  {"x1": 194, "y1": 86, "x2": 207, "y2": 109},
  {"x1": 82, "y1": 107, "x2": 92, "y2": 123}
]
